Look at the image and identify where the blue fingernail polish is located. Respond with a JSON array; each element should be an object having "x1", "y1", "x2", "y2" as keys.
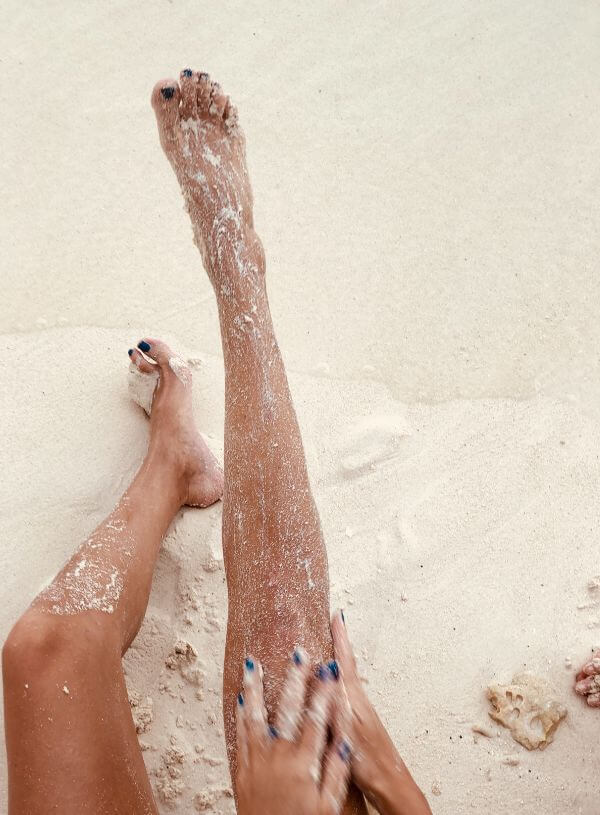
[
  {"x1": 245, "y1": 658, "x2": 255, "y2": 672},
  {"x1": 138, "y1": 341, "x2": 151, "y2": 352},
  {"x1": 328, "y1": 660, "x2": 339, "y2": 680},
  {"x1": 161, "y1": 86, "x2": 175, "y2": 99},
  {"x1": 237, "y1": 693, "x2": 244, "y2": 706},
  {"x1": 269, "y1": 725, "x2": 279, "y2": 739},
  {"x1": 128, "y1": 348, "x2": 134, "y2": 357},
  {"x1": 317, "y1": 664, "x2": 329, "y2": 681},
  {"x1": 182, "y1": 68, "x2": 193, "y2": 77},
  {"x1": 338, "y1": 741, "x2": 351, "y2": 762},
  {"x1": 293, "y1": 649, "x2": 303, "y2": 666}
]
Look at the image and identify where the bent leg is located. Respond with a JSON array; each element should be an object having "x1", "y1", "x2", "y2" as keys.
[
  {"x1": 151, "y1": 71, "x2": 366, "y2": 813},
  {"x1": 3, "y1": 343, "x2": 222, "y2": 814}
]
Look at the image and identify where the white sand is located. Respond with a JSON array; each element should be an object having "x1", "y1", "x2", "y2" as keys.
[{"x1": 2, "y1": 1, "x2": 600, "y2": 812}]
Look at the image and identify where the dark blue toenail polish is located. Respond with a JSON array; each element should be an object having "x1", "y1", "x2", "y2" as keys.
[
  {"x1": 237, "y1": 693, "x2": 244, "y2": 706},
  {"x1": 292, "y1": 649, "x2": 303, "y2": 666},
  {"x1": 199, "y1": 72, "x2": 209, "y2": 80},
  {"x1": 138, "y1": 341, "x2": 151, "y2": 352},
  {"x1": 128, "y1": 348, "x2": 134, "y2": 357},
  {"x1": 327, "y1": 660, "x2": 339, "y2": 680},
  {"x1": 161, "y1": 87, "x2": 175, "y2": 99},
  {"x1": 338, "y1": 741, "x2": 351, "y2": 762},
  {"x1": 245, "y1": 657, "x2": 255, "y2": 672},
  {"x1": 269, "y1": 725, "x2": 279, "y2": 739},
  {"x1": 317, "y1": 664, "x2": 330, "y2": 681},
  {"x1": 182, "y1": 68, "x2": 193, "y2": 77},
  {"x1": 341, "y1": 609, "x2": 345, "y2": 625}
]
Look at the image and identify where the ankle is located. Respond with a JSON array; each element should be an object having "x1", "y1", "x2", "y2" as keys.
[{"x1": 142, "y1": 442, "x2": 189, "y2": 506}]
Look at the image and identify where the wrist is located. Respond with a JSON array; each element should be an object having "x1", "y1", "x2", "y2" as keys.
[{"x1": 368, "y1": 756, "x2": 431, "y2": 815}]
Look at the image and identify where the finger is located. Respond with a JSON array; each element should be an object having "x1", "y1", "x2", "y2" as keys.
[
  {"x1": 299, "y1": 664, "x2": 337, "y2": 777},
  {"x1": 236, "y1": 692, "x2": 249, "y2": 768},
  {"x1": 320, "y1": 739, "x2": 352, "y2": 815},
  {"x1": 243, "y1": 657, "x2": 269, "y2": 750},
  {"x1": 275, "y1": 647, "x2": 311, "y2": 741},
  {"x1": 587, "y1": 692, "x2": 600, "y2": 707},
  {"x1": 330, "y1": 609, "x2": 360, "y2": 691}
]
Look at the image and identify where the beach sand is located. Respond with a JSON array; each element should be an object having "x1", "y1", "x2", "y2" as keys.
[{"x1": 2, "y1": 1, "x2": 600, "y2": 812}]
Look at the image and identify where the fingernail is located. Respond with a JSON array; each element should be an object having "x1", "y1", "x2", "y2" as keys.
[
  {"x1": 237, "y1": 693, "x2": 244, "y2": 707},
  {"x1": 182, "y1": 68, "x2": 193, "y2": 77},
  {"x1": 316, "y1": 664, "x2": 330, "y2": 681},
  {"x1": 327, "y1": 660, "x2": 339, "y2": 680},
  {"x1": 128, "y1": 348, "x2": 134, "y2": 357},
  {"x1": 338, "y1": 740, "x2": 351, "y2": 762},
  {"x1": 138, "y1": 341, "x2": 151, "y2": 352},
  {"x1": 292, "y1": 648, "x2": 304, "y2": 666},
  {"x1": 244, "y1": 657, "x2": 255, "y2": 672},
  {"x1": 161, "y1": 86, "x2": 175, "y2": 99},
  {"x1": 268, "y1": 725, "x2": 279, "y2": 739}
]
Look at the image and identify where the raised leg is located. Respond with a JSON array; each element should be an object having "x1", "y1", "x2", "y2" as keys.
[
  {"x1": 2, "y1": 344, "x2": 222, "y2": 814},
  {"x1": 151, "y1": 71, "x2": 367, "y2": 813}
]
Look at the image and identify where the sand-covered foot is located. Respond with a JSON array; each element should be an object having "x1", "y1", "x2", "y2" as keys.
[
  {"x1": 574, "y1": 652, "x2": 600, "y2": 707},
  {"x1": 151, "y1": 70, "x2": 264, "y2": 294},
  {"x1": 128, "y1": 338, "x2": 223, "y2": 508}
]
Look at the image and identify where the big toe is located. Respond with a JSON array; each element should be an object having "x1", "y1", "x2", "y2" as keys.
[
  {"x1": 137, "y1": 338, "x2": 191, "y2": 385},
  {"x1": 151, "y1": 79, "x2": 181, "y2": 147}
]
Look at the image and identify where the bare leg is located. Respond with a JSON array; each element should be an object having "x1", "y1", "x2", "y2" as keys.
[
  {"x1": 151, "y1": 71, "x2": 366, "y2": 813},
  {"x1": 2, "y1": 344, "x2": 223, "y2": 814}
]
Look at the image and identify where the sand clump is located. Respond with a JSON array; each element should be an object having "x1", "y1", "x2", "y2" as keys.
[{"x1": 487, "y1": 673, "x2": 567, "y2": 751}]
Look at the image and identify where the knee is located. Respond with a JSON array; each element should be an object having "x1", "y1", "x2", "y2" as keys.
[{"x1": 2, "y1": 609, "x2": 118, "y2": 684}]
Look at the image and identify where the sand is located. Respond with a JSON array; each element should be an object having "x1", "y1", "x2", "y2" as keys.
[{"x1": 2, "y1": 1, "x2": 600, "y2": 812}]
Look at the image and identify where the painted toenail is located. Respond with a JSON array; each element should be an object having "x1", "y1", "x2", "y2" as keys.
[
  {"x1": 128, "y1": 348, "x2": 134, "y2": 357},
  {"x1": 327, "y1": 660, "x2": 340, "y2": 680},
  {"x1": 138, "y1": 341, "x2": 151, "y2": 352},
  {"x1": 244, "y1": 657, "x2": 255, "y2": 672},
  {"x1": 182, "y1": 68, "x2": 193, "y2": 77},
  {"x1": 237, "y1": 693, "x2": 244, "y2": 707},
  {"x1": 161, "y1": 87, "x2": 175, "y2": 99},
  {"x1": 198, "y1": 72, "x2": 209, "y2": 80},
  {"x1": 269, "y1": 725, "x2": 279, "y2": 739},
  {"x1": 292, "y1": 649, "x2": 303, "y2": 666}
]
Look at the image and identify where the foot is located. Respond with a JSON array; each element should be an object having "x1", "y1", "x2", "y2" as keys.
[
  {"x1": 151, "y1": 70, "x2": 264, "y2": 294},
  {"x1": 575, "y1": 652, "x2": 600, "y2": 707},
  {"x1": 128, "y1": 339, "x2": 224, "y2": 508}
]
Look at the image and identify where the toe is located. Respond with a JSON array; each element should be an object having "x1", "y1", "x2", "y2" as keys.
[
  {"x1": 137, "y1": 338, "x2": 174, "y2": 368},
  {"x1": 151, "y1": 79, "x2": 181, "y2": 145},
  {"x1": 179, "y1": 68, "x2": 198, "y2": 119},
  {"x1": 209, "y1": 81, "x2": 228, "y2": 117},
  {"x1": 129, "y1": 347, "x2": 157, "y2": 375},
  {"x1": 196, "y1": 72, "x2": 212, "y2": 115},
  {"x1": 587, "y1": 692, "x2": 600, "y2": 707}
]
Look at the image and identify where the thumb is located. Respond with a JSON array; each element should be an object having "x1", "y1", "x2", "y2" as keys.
[{"x1": 330, "y1": 610, "x2": 360, "y2": 692}]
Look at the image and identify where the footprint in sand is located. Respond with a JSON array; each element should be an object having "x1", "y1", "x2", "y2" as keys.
[{"x1": 339, "y1": 415, "x2": 412, "y2": 478}]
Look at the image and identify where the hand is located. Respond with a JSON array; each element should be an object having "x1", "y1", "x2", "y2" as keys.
[
  {"x1": 236, "y1": 650, "x2": 351, "y2": 815},
  {"x1": 330, "y1": 611, "x2": 432, "y2": 815}
]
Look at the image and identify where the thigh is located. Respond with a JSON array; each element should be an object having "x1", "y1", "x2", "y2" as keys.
[{"x1": 3, "y1": 612, "x2": 157, "y2": 815}]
